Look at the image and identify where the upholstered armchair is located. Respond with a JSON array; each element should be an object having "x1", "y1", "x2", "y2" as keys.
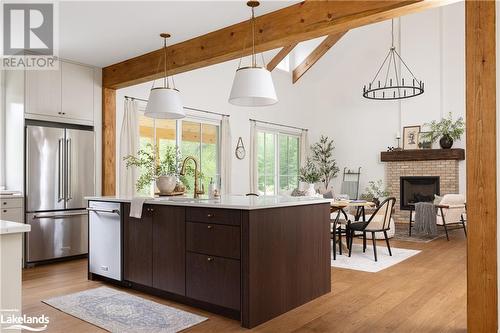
[
  {"x1": 435, "y1": 194, "x2": 467, "y2": 240},
  {"x1": 409, "y1": 194, "x2": 467, "y2": 240}
]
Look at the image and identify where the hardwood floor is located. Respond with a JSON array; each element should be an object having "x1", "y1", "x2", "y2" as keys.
[{"x1": 22, "y1": 230, "x2": 466, "y2": 333}]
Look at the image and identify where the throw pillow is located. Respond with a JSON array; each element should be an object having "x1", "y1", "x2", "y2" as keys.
[{"x1": 434, "y1": 194, "x2": 443, "y2": 205}]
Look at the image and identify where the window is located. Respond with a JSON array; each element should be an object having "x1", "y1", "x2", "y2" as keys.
[
  {"x1": 257, "y1": 129, "x2": 300, "y2": 195},
  {"x1": 138, "y1": 112, "x2": 220, "y2": 196}
]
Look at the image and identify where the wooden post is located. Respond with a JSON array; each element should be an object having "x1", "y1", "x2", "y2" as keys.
[
  {"x1": 102, "y1": 87, "x2": 116, "y2": 196},
  {"x1": 466, "y1": 1, "x2": 497, "y2": 332}
]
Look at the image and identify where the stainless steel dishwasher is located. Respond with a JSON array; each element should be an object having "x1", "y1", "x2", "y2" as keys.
[{"x1": 88, "y1": 201, "x2": 121, "y2": 281}]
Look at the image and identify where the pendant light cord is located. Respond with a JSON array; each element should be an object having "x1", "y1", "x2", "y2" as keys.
[
  {"x1": 251, "y1": 6, "x2": 256, "y2": 67},
  {"x1": 391, "y1": 19, "x2": 394, "y2": 49},
  {"x1": 163, "y1": 37, "x2": 168, "y2": 88}
]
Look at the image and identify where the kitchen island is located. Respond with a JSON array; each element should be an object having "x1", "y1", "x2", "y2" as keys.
[{"x1": 85, "y1": 195, "x2": 331, "y2": 328}]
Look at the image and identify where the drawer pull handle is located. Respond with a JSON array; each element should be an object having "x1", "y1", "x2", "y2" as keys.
[
  {"x1": 3, "y1": 210, "x2": 6, "y2": 213},
  {"x1": 207, "y1": 213, "x2": 214, "y2": 218},
  {"x1": 207, "y1": 257, "x2": 214, "y2": 262},
  {"x1": 207, "y1": 225, "x2": 213, "y2": 229},
  {"x1": 2, "y1": 202, "x2": 6, "y2": 205}
]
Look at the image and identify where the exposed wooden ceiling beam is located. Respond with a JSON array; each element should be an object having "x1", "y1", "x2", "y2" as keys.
[
  {"x1": 267, "y1": 43, "x2": 298, "y2": 71},
  {"x1": 103, "y1": 0, "x2": 455, "y2": 89},
  {"x1": 292, "y1": 31, "x2": 348, "y2": 83}
]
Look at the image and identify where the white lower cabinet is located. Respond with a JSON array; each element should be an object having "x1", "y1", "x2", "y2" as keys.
[{"x1": 0, "y1": 197, "x2": 23, "y2": 223}]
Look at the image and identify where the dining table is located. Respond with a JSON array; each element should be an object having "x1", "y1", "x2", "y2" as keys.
[
  {"x1": 328, "y1": 199, "x2": 377, "y2": 257},
  {"x1": 329, "y1": 199, "x2": 377, "y2": 222}
]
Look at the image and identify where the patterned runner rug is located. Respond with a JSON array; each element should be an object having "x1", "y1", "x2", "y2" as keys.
[{"x1": 43, "y1": 286, "x2": 207, "y2": 333}]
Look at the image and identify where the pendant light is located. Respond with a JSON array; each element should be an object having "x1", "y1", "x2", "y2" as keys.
[
  {"x1": 145, "y1": 33, "x2": 185, "y2": 119},
  {"x1": 229, "y1": 1, "x2": 277, "y2": 107},
  {"x1": 362, "y1": 19, "x2": 424, "y2": 100}
]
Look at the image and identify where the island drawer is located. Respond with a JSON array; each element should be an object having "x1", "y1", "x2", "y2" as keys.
[
  {"x1": 186, "y1": 222, "x2": 240, "y2": 259},
  {"x1": 186, "y1": 252, "x2": 240, "y2": 310},
  {"x1": 186, "y1": 208, "x2": 241, "y2": 226}
]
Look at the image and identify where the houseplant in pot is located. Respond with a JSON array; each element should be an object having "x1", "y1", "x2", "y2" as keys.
[
  {"x1": 360, "y1": 179, "x2": 389, "y2": 206},
  {"x1": 422, "y1": 113, "x2": 465, "y2": 149},
  {"x1": 299, "y1": 157, "x2": 320, "y2": 196},
  {"x1": 123, "y1": 143, "x2": 179, "y2": 194},
  {"x1": 310, "y1": 135, "x2": 340, "y2": 193}
]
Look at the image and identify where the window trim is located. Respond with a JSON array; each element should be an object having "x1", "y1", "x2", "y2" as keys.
[{"x1": 256, "y1": 126, "x2": 301, "y2": 196}]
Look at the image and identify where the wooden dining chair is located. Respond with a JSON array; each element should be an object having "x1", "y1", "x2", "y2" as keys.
[
  {"x1": 331, "y1": 210, "x2": 343, "y2": 260},
  {"x1": 347, "y1": 197, "x2": 396, "y2": 262}
]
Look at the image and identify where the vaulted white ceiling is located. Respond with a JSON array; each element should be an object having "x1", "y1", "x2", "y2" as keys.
[{"x1": 59, "y1": 1, "x2": 297, "y2": 68}]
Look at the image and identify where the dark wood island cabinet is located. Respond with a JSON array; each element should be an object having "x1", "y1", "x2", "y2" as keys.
[{"x1": 89, "y1": 198, "x2": 331, "y2": 329}]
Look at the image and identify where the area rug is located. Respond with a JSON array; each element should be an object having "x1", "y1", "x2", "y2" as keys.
[
  {"x1": 331, "y1": 244, "x2": 421, "y2": 273},
  {"x1": 393, "y1": 222, "x2": 445, "y2": 243},
  {"x1": 43, "y1": 287, "x2": 207, "y2": 333}
]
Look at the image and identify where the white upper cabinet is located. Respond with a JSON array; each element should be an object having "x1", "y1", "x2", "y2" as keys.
[
  {"x1": 61, "y1": 62, "x2": 94, "y2": 122},
  {"x1": 25, "y1": 60, "x2": 97, "y2": 125},
  {"x1": 25, "y1": 66, "x2": 62, "y2": 117}
]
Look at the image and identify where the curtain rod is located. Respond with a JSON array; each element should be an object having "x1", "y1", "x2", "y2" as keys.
[
  {"x1": 249, "y1": 119, "x2": 308, "y2": 132},
  {"x1": 124, "y1": 95, "x2": 230, "y2": 118}
]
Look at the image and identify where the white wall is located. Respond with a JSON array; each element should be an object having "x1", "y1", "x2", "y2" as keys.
[
  {"x1": 115, "y1": 2, "x2": 465, "y2": 198},
  {"x1": 289, "y1": 2, "x2": 465, "y2": 195}
]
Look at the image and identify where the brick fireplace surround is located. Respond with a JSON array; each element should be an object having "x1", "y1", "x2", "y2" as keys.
[{"x1": 381, "y1": 149, "x2": 465, "y2": 223}]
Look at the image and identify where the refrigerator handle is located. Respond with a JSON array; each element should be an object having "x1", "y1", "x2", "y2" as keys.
[
  {"x1": 66, "y1": 138, "x2": 72, "y2": 201},
  {"x1": 58, "y1": 138, "x2": 64, "y2": 202}
]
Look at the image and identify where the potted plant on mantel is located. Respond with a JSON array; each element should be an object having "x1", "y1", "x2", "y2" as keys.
[
  {"x1": 422, "y1": 112, "x2": 465, "y2": 149},
  {"x1": 299, "y1": 157, "x2": 321, "y2": 196},
  {"x1": 123, "y1": 143, "x2": 179, "y2": 194}
]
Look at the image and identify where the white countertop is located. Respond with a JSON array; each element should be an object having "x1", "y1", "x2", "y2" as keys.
[
  {"x1": 0, "y1": 191, "x2": 23, "y2": 199},
  {"x1": 0, "y1": 220, "x2": 30, "y2": 235},
  {"x1": 85, "y1": 195, "x2": 331, "y2": 210}
]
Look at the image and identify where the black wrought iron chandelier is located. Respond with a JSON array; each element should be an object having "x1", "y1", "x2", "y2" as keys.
[{"x1": 363, "y1": 19, "x2": 424, "y2": 100}]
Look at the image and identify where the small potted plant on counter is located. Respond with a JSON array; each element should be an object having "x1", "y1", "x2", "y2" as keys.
[
  {"x1": 124, "y1": 143, "x2": 179, "y2": 194},
  {"x1": 422, "y1": 112, "x2": 465, "y2": 149},
  {"x1": 360, "y1": 179, "x2": 389, "y2": 207},
  {"x1": 299, "y1": 157, "x2": 320, "y2": 196}
]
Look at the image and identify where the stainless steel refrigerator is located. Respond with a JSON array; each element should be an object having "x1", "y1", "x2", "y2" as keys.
[{"x1": 25, "y1": 121, "x2": 94, "y2": 264}]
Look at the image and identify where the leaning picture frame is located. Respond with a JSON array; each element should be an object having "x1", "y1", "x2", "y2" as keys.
[{"x1": 403, "y1": 125, "x2": 421, "y2": 150}]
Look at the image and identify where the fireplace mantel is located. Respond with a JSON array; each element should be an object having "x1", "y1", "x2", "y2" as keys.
[{"x1": 380, "y1": 148, "x2": 465, "y2": 162}]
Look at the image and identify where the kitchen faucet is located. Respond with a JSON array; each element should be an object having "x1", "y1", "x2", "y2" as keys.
[{"x1": 180, "y1": 156, "x2": 205, "y2": 198}]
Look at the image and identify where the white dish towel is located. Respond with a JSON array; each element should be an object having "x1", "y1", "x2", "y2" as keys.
[{"x1": 130, "y1": 197, "x2": 149, "y2": 219}]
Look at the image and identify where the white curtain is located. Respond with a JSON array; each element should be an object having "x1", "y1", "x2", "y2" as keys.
[
  {"x1": 299, "y1": 129, "x2": 309, "y2": 168},
  {"x1": 220, "y1": 116, "x2": 232, "y2": 194},
  {"x1": 249, "y1": 121, "x2": 258, "y2": 194},
  {"x1": 119, "y1": 99, "x2": 139, "y2": 196}
]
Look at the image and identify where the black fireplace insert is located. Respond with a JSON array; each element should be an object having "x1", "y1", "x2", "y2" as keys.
[{"x1": 400, "y1": 176, "x2": 440, "y2": 210}]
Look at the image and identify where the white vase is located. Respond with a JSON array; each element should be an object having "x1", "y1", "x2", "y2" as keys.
[
  {"x1": 156, "y1": 175, "x2": 177, "y2": 194},
  {"x1": 305, "y1": 183, "x2": 316, "y2": 197}
]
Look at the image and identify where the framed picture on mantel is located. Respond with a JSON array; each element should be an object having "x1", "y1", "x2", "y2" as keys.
[{"x1": 403, "y1": 125, "x2": 421, "y2": 150}]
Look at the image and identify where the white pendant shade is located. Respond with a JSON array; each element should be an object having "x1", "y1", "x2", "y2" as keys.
[
  {"x1": 229, "y1": 67, "x2": 278, "y2": 107},
  {"x1": 145, "y1": 87, "x2": 185, "y2": 119}
]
